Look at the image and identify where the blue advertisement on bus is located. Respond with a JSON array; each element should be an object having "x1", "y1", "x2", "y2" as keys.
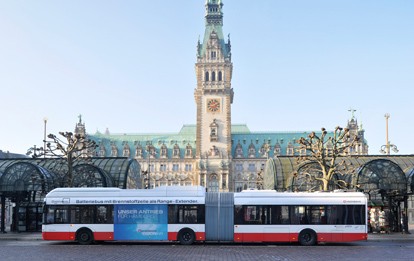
[{"x1": 114, "y1": 204, "x2": 168, "y2": 240}]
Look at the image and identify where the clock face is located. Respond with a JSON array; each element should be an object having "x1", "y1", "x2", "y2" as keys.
[{"x1": 207, "y1": 98, "x2": 220, "y2": 112}]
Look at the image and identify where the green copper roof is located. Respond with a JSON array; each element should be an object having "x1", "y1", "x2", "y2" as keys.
[
  {"x1": 89, "y1": 124, "x2": 333, "y2": 158},
  {"x1": 198, "y1": 0, "x2": 231, "y2": 58},
  {"x1": 231, "y1": 124, "x2": 251, "y2": 133}
]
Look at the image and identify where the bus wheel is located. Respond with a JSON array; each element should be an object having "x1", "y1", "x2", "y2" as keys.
[
  {"x1": 178, "y1": 228, "x2": 195, "y2": 245},
  {"x1": 76, "y1": 228, "x2": 94, "y2": 245},
  {"x1": 298, "y1": 229, "x2": 317, "y2": 246}
]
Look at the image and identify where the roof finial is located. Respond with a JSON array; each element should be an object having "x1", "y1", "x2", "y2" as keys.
[
  {"x1": 348, "y1": 108, "x2": 356, "y2": 119},
  {"x1": 78, "y1": 114, "x2": 82, "y2": 123}
]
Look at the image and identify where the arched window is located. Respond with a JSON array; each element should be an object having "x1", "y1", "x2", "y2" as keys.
[
  {"x1": 205, "y1": 71, "x2": 209, "y2": 81},
  {"x1": 218, "y1": 71, "x2": 222, "y2": 81},
  {"x1": 208, "y1": 174, "x2": 219, "y2": 192},
  {"x1": 212, "y1": 71, "x2": 216, "y2": 81}
]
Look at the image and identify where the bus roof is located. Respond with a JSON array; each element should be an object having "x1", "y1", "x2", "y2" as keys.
[
  {"x1": 234, "y1": 190, "x2": 367, "y2": 205},
  {"x1": 45, "y1": 186, "x2": 206, "y2": 199},
  {"x1": 235, "y1": 190, "x2": 366, "y2": 198}
]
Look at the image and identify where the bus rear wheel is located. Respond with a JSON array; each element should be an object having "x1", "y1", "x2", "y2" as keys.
[
  {"x1": 178, "y1": 228, "x2": 195, "y2": 245},
  {"x1": 298, "y1": 229, "x2": 317, "y2": 246},
  {"x1": 76, "y1": 228, "x2": 94, "y2": 245}
]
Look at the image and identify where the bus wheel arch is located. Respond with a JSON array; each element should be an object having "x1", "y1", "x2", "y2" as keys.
[
  {"x1": 76, "y1": 228, "x2": 94, "y2": 245},
  {"x1": 178, "y1": 228, "x2": 195, "y2": 245},
  {"x1": 298, "y1": 228, "x2": 317, "y2": 246}
]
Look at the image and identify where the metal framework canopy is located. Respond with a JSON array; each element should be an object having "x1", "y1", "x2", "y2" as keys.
[
  {"x1": 356, "y1": 159, "x2": 407, "y2": 204},
  {"x1": 0, "y1": 157, "x2": 140, "y2": 195},
  {"x1": 0, "y1": 162, "x2": 56, "y2": 194},
  {"x1": 408, "y1": 168, "x2": 414, "y2": 194},
  {"x1": 287, "y1": 157, "x2": 414, "y2": 196}
]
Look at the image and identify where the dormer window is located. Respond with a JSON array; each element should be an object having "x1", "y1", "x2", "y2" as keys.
[
  {"x1": 234, "y1": 141, "x2": 243, "y2": 158},
  {"x1": 173, "y1": 144, "x2": 180, "y2": 158},
  {"x1": 135, "y1": 144, "x2": 143, "y2": 158},
  {"x1": 248, "y1": 142, "x2": 256, "y2": 158},
  {"x1": 286, "y1": 142, "x2": 294, "y2": 156},
  {"x1": 273, "y1": 143, "x2": 281, "y2": 156},
  {"x1": 99, "y1": 146, "x2": 106, "y2": 157},
  {"x1": 185, "y1": 144, "x2": 193, "y2": 158},
  {"x1": 122, "y1": 142, "x2": 130, "y2": 157},
  {"x1": 111, "y1": 142, "x2": 118, "y2": 157},
  {"x1": 160, "y1": 144, "x2": 168, "y2": 158}
]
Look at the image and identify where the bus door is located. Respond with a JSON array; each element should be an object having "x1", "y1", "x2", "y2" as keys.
[
  {"x1": 264, "y1": 206, "x2": 290, "y2": 242},
  {"x1": 45, "y1": 205, "x2": 72, "y2": 240}
]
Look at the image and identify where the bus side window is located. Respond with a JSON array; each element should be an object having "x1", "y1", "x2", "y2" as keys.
[
  {"x1": 80, "y1": 206, "x2": 95, "y2": 224},
  {"x1": 96, "y1": 206, "x2": 112, "y2": 224},
  {"x1": 234, "y1": 205, "x2": 243, "y2": 224},
  {"x1": 168, "y1": 205, "x2": 178, "y2": 223},
  {"x1": 55, "y1": 206, "x2": 69, "y2": 224},
  {"x1": 44, "y1": 206, "x2": 55, "y2": 224}
]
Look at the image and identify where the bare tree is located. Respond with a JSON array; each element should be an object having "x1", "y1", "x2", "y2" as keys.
[
  {"x1": 28, "y1": 131, "x2": 98, "y2": 187},
  {"x1": 296, "y1": 126, "x2": 359, "y2": 191}
]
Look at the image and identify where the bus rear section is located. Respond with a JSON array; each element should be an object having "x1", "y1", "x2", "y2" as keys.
[
  {"x1": 232, "y1": 190, "x2": 368, "y2": 245},
  {"x1": 42, "y1": 186, "x2": 206, "y2": 244}
]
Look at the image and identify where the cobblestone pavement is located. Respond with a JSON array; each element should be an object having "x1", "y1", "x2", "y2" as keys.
[
  {"x1": 1, "y1": 226, "x2": 413, "y2": 241},
  {"x1": 0, "y1": 226, "x2": 412, "y2": 261},
  {"x1": 0, "y1": 240, "x2": 414, "y2": 261}
]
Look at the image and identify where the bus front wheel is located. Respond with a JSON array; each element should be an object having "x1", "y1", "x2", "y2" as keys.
[
  {"x1": 178, "y1": 228, "x2": 195, "y2": 245},
  {"x1": 298, "y1": 229, "x2": 317, "y2": 246},
  {"x1": 76, "y1": 228, "x2": 94, "y2": 245}
]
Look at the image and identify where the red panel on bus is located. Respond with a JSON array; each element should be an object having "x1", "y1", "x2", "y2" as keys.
[
  {"x1": 42, "y1": 232, "x2": 75, "y2": 241},
  {"x1": 342, "y1": 233, "x2": 367, "y2": 242},
  {"x1": 234, "y1": 232, "x2": 367, "y2": 243},
  {"x1": 234, "y1": 233, "x2": 292, "y2": 243},
  {"x1": 317, "y1": 233, "x2": 332, "y2": 242},
  {"x1": 93, "y1": 232, "x2": 114, "y2": 241},
  {"x1": 168, "y1": 232, "x2": 205, "y2": 242}
]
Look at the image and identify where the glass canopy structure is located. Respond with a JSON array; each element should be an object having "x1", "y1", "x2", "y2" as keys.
[{"x1": 0, "y1": 157, "x2": 140, "y2": 232}]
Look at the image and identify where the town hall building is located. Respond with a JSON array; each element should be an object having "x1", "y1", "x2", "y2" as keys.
[{"x1": 85, "y1": 0, "x2": 369, "y2": 193}]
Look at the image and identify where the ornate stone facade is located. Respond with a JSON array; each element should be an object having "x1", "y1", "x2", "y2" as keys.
[{"x1": 86, "y1": 0, "x2": 368, "y2": 192}]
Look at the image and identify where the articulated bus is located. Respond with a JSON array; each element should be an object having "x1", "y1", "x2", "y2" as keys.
[{"x1": 42, "y1": 186, "x2": 367, "y2": 245}]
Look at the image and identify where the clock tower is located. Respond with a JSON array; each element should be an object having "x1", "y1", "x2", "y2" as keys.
[{"x1": 194, "y1": 0, "x2": 233, "y2": 192}]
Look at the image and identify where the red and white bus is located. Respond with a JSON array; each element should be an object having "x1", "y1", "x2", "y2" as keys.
[{"x1": 42, "y1": 186, "x2": 367, "y2": 245}]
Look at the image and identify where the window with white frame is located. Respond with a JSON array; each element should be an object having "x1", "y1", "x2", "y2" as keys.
[
  {"x1": 172, "y1": 164, "x2": 179, "y2": 172},
  {"x1": 185, "y1": 164, "x2": 192, "y2": 172}
]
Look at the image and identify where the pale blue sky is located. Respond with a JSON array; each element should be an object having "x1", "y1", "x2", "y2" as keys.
[{"x1": 1, "y1": 0, "x2": 413, "y2": 155}]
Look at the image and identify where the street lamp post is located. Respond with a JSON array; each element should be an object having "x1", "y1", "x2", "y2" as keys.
[
  {"x1": 380, "y1": 113, "x2": 399, "y2": 155},
  {"x1": 143, "y1": 146, "x2": 156, "y2": 189},
  {"x1": 147, "y1": 151, "x2": 151, "y2": 189},
  {"x1": 43, "y1": 117, "x2": 48, "y2": 158}
]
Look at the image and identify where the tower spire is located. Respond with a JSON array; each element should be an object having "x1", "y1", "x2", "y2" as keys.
[{"x1": 198, "y1": 0, "x2": 230, "y2": 59}]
